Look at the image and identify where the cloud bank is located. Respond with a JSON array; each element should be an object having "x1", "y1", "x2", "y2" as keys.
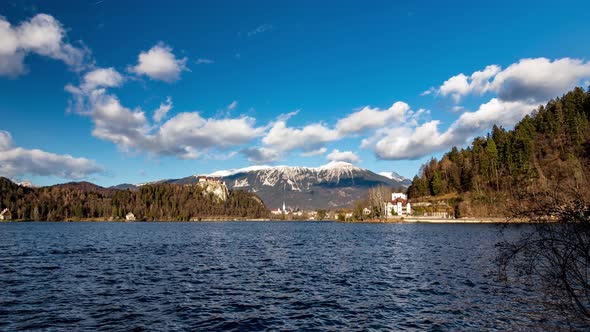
[
  {"x1": 67, "y1": 68, "x2": 265, "y2": 159},
  {"x1": 0, "y1": 130, "x2": 103, "y2": 179},
  {"x1": 6, "y1": 13, "x2": 587, "y2": 172},
  {"x1": 428, "y1": 58, "x2": 590, "y2": 104},
  {"x1": 372, "y1": 57, "x2": 590, "y2": 160}
]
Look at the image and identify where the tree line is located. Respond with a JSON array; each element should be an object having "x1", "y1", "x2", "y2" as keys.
[
  {"x1": 0, "y1": 179, "x2": 269, "y2": 221},
  {"x1": 407, "y1": 87, "x2": 590, "y2": 216}
]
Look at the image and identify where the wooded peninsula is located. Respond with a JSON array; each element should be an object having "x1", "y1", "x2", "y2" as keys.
[
  {"x1": 407, "y1": 87, "x2": 590, "y2": 217},
  {"x1": 0, "y1": 178, "x2": 269, "y2": 221}
]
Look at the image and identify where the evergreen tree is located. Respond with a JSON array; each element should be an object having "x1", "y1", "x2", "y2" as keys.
[{"x1": 430, "y1": 171, "x2": 443, "y2": 196}]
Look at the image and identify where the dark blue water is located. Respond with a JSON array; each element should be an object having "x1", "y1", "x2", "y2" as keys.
[{"x1": 0, "y1": 222, "x2": 571, "y2": 331}]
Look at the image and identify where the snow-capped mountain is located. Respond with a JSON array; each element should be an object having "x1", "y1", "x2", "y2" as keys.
[
  {"x1": 169, "y1": 162, "x2": 409, "y2": 209},
  {"x1": 378, "y1": 171, "x2": 412, "y2": 186},
  {"x1": 16, "y1": 181, "x2": 36, "y2": 188},
  {"x1": 111, "y1": 162, "x2": 411, "y2": 209}
]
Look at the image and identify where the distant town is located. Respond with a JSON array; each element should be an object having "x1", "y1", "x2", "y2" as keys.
[{"x1": 269, "y1": 190, "x2": 454, "y2": 222}]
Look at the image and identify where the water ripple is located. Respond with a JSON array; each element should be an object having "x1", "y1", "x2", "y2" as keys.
[{"x1": 0, "y1": 222, "x2": 581, "y2": 331}]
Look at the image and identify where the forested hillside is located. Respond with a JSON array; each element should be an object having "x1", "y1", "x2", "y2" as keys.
[
  {"x1": 408, "y1": 87, "x2": 590, "y2": 217},
  {"x1": 0, "y1": 179, "x2": 269, "y2": 221}
]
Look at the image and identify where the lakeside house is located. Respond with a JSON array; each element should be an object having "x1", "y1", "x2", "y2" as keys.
[
  {"x1": 0, "y1": 208, "x2": 11, "y2": 221},
  {"x1": 384, "y1": 193, "x2": 412, "y2": 217},
  {"x1": 125, "y1": 212, "x2": 136, "y2": 221}
]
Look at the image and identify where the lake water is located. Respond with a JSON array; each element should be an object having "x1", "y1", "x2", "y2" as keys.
[{"x1": 0, "y1": 222, "x2": 574, "y2": 331}]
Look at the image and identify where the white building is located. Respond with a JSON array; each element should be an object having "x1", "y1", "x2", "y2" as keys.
[
  {"x1": 384, "y1": 192, "x2": 411, "y2": 217},
  {"x1": 391, "y1": 192, "x2": 407, "y2": 201}
]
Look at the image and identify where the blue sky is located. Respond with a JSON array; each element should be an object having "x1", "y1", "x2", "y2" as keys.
[{"x1": 1, "y1": 0, "x2": 590, "y2": 186}]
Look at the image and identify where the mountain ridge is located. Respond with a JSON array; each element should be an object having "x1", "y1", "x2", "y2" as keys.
[
  {"x1": 173, "y1": 161, "x2": 410, "y2": 209},
  {"x1": 4, "y1": 162, "x2": 411, "y2": 211}
]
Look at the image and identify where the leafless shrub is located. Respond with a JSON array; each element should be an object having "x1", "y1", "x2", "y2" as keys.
[{"x1": 497, "y1": 186, "x2": 590, "y2": 323}]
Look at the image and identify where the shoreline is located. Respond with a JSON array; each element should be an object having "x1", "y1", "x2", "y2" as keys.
[
  {"x1": 405, "y1": 217, "x2": 509, "y2": 223},
  {"x1": 1, "y1": 217, "x2": 533, "y2": 223},
  {"x1": 335, "y1": 216, "x2": 529, "y2": 223}
]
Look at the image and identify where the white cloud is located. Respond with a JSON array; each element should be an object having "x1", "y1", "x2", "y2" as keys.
[
  {"x1": 259, "y1": 102, "x2": 426, "y2": 157},
  {"x1": 0, "y1": 14, "x2": 92, "y2": 77},
  {"x1": 335, "y1": 101, "x2": 410, "y2": 135},
  {"x1": 470, "y1": 65, "x2": 501, "y2": 94},
  {"x1": 369, "y1": 98, "x2": 537, "y2": 160},
  {"x1": 0, "y1": 19, "x2": 19, "y2": 55},
  {"x1": 86, "y1": 89, "x2": 151, "y2": 152},
  {"x1": 67, "y1": 77, "x2": 265, "y2": 159},
  {"x1": 433, "y1": 66, "x2": 501, "y2": 103},
  {"x1": 157, "y1": 113, "x2": 264, "y2": 158},
  {"x1": 82, "y1": 67, "x2": 124, "y2": 90},
  {"x1": 452, "y1": 98, "x2": 536, "y2": 131},
  {"x1": 65, "y1": 67, "x2": 125, "y2": 115},
  {"x1": 326, "y1": 149, "x2": 360, "y2": 164},
  {"x1": 227, "y1": 100, "x2": 238, "y2": 111},
  {"x1": 153, "y1": 97, "x2": 172, "y2": 123},
  {"x1": 432, "y1": 58, "x2": 590, "y2": 104},
  {"x1": 262, "y1": 120, "x2": 341, "y2": 152},
  {"x1": 371, "y1": 121, "x2": 449, "y2": 160},
  {"x1": 490, "y1": 58, "x2": 590, "y2": 103},
  {"x1": 129, "y1": 42, "x2": 187, "y2": 82},
  {"x1": 0, "y1": 130, "x2": 102, "y2": 179},
  {"x1": 439, "y1": 73, "x2": 470, "y2": 102},
  {"x1": 241, "y1": 147, "x2": 282, "y2": 164},
  {"x1": 435, "y1": 65, "x2": 502, "y2": 102}
]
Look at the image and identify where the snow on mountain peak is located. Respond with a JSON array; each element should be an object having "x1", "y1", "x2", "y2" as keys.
[
  {"x1": 17, "y1": 181, "x2": 36, "y2": 188},
  {"x1": 378, "y1": 171, "x2": 408, "y2": 182},
  {"x1": 316, "y1": 161, "x2": 359, "y2": 170},
  {"x1": 205, "y1": 165, "x2": 273, "y2": 177},
  {"x1": 199, "y1": 162, "x2": 364, "y2": 178}
]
